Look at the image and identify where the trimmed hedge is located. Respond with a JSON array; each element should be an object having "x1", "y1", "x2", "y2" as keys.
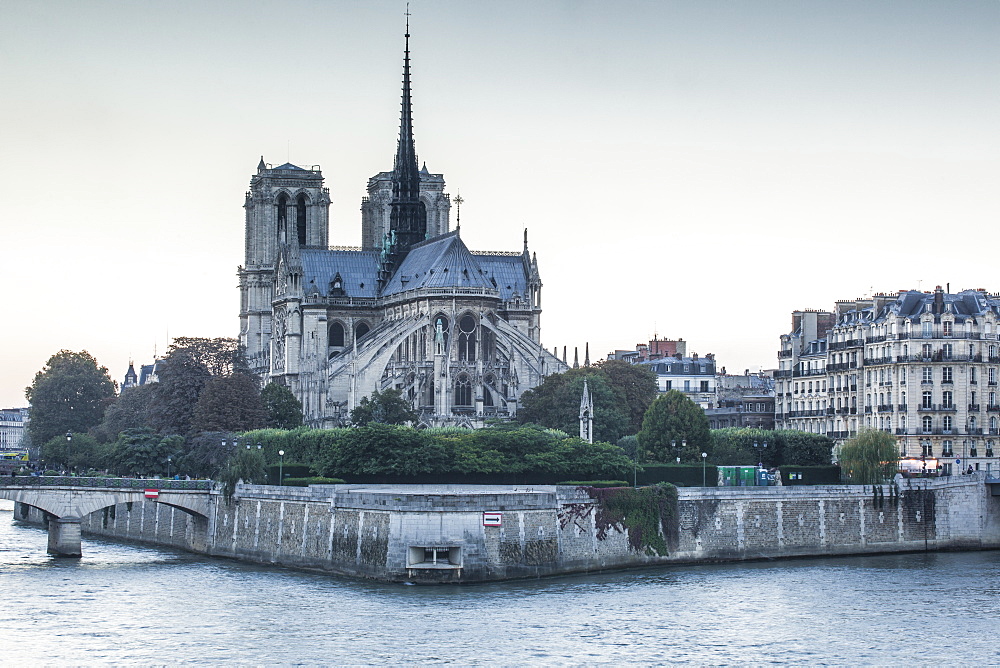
[
  {"x1": 281, "y1": 476, "x2": 346, "y2": 487},
  {"x1": 636, "y1": 463, "x2": 718, "y2": 487},
  {"x1": 779, "y1": 465, "x2": 841, "y2": 485},
  {"x1": 557, "y1": 480, "x2": 630, "y2": 488}
]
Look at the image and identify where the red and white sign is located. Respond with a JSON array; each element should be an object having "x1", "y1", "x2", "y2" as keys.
[
  {"x1": 144, "y1": 489, "x2": 160, "y2": 499},
  {"x1": 483, "y1": 512, "x2": 502, "y2": 527}
]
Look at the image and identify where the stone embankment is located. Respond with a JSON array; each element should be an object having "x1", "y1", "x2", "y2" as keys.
[{"x1": 13, "y1": 475, "x2": 1000, "y2": 582}]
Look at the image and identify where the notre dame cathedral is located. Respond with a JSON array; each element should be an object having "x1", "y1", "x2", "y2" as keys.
[{"x1": 238, "y1": 30, "x2": 566, "y2": 428}]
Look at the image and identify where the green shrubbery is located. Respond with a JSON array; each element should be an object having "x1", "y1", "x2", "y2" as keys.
[
  {"x1": 556, "y1": 480, "x2": 630, "y2": 488},
  {"x1": 237, "y1": 423, "x2": 632, "y2": 484}
]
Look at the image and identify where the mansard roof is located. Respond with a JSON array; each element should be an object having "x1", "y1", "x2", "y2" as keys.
[
  {"x1": 381, "y1": 231, "x2": 497, "y2": 297},
  {"x1": 301, "y1": 248, "x2": 380, "y2": 298}
]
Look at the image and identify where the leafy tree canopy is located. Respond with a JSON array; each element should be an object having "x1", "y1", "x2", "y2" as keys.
[
  {"x1": 26, "y1": 350, "x2": 117, "y2": 444},
  {"x1": 350, "y1": 388, "x2": 418, "y2": 426},
  {"x1": 593, "y1": 360, "x2": 658, "y2": 434},
  {"x1": 104, "y1": 428, "x2": 185, "y2": 478},
  {"x1": 94, "y1": 383, "x2": 158, "y2": 443},
  {"x1": 517, "y1": 368, "x2": 631, "y2": 443},
  {"x1": 41, "y1": 431, "x2": 102, "y2": 472},
  {"x1": 192, "y1": 374, "x2": 266, "y2": 433},
  {"x1": 637, "y1": 390, "x2": 711, "y2": 463},
  {"x1": 165, "y1": 337, "x2": 247, "y2": 377},
  {"x1": 261, "y1": 383, "x2": 303, "y2": 429},
  {"x1": 146, "y1": 352, "x2": 211, "y2": 436},
  {"x1": 709, "y1": 428, "x2": 833, "y2": 467},
  {"x1": 838, "y1": 429, "x2": 898, "y2": 484}
]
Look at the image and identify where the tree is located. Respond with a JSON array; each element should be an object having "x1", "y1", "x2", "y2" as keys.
[
  {"x1": 594, "y1": 360, "x2": 658, "y2": 434},
  {"x1": 192, "y1": 374, "x2": 266, "y2": 433},
  {"x1": 517, "y1": 368, "x2": 631, "y2": 443},
  {"x1": 146, "y1": 352, "x2": 210, "y2": 436},
  {"x1": 41, "y1": 431, "x2": 101, "y2": 472},
  {"x1": 261, "y1": 383, "x2": 303, "y2": 429},
  {"x1": 350, "y1": 388, "x2": 418, "y2": 426},
  {"x1": 104, "y1": 428, "x2": 185, "y2": 477},
  {"x1": 26, "y1": 350, "x2": 117, "y2": 445},
  {"x1": 94, "y1": 384, "x2": 158, "y2": 443},
  {"x1": 177, "y1": 431, "x2": 239, "y2": 479},
  {"x1": 838, "y1": 429, "x2": 898, "y2": 484},
  {"x1": 637, "y1": 390, "x2": 711, "y2": 463},
  {"x1": 164, "y1": 337, "x2": 244, "y2": 377}
]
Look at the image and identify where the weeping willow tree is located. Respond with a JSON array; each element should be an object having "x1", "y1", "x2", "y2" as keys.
[
  {"x1": 838, "y1": 429, "x2": 899, "y2": 484},
  {"x1": 219, "y1": 446, "x2": 267, "y2": 500}
]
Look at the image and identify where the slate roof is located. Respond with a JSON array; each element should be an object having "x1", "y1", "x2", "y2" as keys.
[
  {"x1": 381, "y1": 232, "x2": 497, "y2": 297},
  {"x1": 273, "y1": 162, "x2": 305, "y2": 171},
  {"x1": 296, "y1": 233, "x2": 530, "y2": 301},
  {"x1": 472, "y1": 253, "x2": 529, "y2": 301},
  {"x1": 301, "y1": 249, "x2": 380, "y2": 298}
]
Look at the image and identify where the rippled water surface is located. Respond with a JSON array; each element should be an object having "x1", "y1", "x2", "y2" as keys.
[{"x1": 2, "y1": 503, "x2": 999, "y2": 665}]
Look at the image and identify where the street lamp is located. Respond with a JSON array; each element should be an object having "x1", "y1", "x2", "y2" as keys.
[
  {"x1": 701, "y1": 452, "x2": 708, "y2": 486},
  {"x1": 66, "y1": 431, "x2": 72, "y2": 442},
  {"x1": 166, "y1": 456, "x2": 172, "y2": 479},
  {"x1": 278, "y1": 450, "x2": 285, "y2": 487},
  {"x1": 754, "y1": 441, "x2": 768, "y2": 469}
]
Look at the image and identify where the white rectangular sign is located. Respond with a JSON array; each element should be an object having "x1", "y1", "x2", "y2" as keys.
[{"x1": 483, "y1": 512, "x2": 502, "y2": 527}]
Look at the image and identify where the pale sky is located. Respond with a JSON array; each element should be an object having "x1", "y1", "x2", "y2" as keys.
[{"x1": 2, "y1": 0, "x2": 999, "y2": 407}]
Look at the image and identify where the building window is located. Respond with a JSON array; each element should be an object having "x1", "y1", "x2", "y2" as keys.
[
  {"x1": 296, "y1": 194, "x2": 308, "y2": 246},
  {"x1": 943, "y1": 343, "x2": 953, "y2": 360},
  {"x1": 700, "y1": 380, "x2": 709, "y2": 392},
  {"x1": 922, "y1": 322, "x2": 933, "y2": 338},
  {"x1": 457, "y1": 315, "x2": 477, "y2": 362},
  {"x1": 329, "y1": 322, "x2": 345, "y2": 347},
  {"x1": 943, "y1": 415, "x2": 952, "y2": 433},
  {"x1": 991, "y1": 368, "x2": 998, "y2": 385},
  {"x1": 942, "y1": 367, "x2": 953, "y2": 383},
  {"x1": 922, "y1": 416, "x2": 933, "y2": 433},
  {"x1": 454, "y1": 374, "x2": 472, "y2": 406},
  {"x1": 942, "y1": 391, "x2": 953, "y2": 409},
  {"x1": 922, "y1": 344, "x2": 933, "y2": 360},
  {"x1": 942, "y1": 440, "x2": 954, "y2": 456},
  {"x1": 922, "y1": 391, "x2": 933, "y2": 409},
  {"x1": 356, "y1": 322, "x2": 371, "y2": 341},
  {"x1": 943, "y1": 321, "x2": 953, "y2": 336},
  {"x1": 922, "y1": 367, "x2": 933, "y2": 383}
]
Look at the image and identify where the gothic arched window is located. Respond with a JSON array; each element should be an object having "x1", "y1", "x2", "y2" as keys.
[
  {"x1": 329, "y1": 322, "x2": 345, "y2": 348},
  {"x1": 458, "y1": 314, "x2": 477, "y2": 362},
  {"x1": 276, "y1": 193, "x2": 289, "y2": 242},
  {"x1": 455, "y1": 374, "x2": 472, "y2": 406},
  {"x1": 356, "y1": 322, "x2": 371, "y2": 342},
  {"x1": 296, "y1": 194, "x2": 307, "y2": 246}
]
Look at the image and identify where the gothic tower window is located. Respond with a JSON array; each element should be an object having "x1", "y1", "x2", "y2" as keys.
[
  {"x1": 356, "y1": 322, "x2": 371, "y2": 342},
  {"x1": 458, "y1": 314, "x2": 477, "y2": 362},
  {"x1": 276, "y1": 193, "x2": 289, "y2": 242},
  {"x1": 455, "y1": 374, "x2": 472, "y2": 406},
  {"x1": 296, "y1": 194, "x2": 308, "y2": 246}
]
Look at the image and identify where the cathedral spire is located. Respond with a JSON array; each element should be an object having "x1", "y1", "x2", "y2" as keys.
[{"x1": 386, "y1": 16, "x2": 427, "y2": 257}]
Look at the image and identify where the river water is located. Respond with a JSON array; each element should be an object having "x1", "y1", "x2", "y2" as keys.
[{"x1": 2, "y1": 501, "x2": 999, "y2": 665}]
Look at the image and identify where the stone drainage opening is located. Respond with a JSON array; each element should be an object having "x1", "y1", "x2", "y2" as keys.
[{"x1": 408, "y1": 546, "x2": 462, "y2": 570}]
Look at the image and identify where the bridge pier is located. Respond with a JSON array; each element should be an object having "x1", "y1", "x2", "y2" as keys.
[{"x1": 47, "y1": 518, "x2": 82, "y2": 557}]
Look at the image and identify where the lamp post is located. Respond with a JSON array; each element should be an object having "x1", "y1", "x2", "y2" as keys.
[
  {"x1": 702, "y1": 452, "x2": 708, "y2": 486},
  {"x1": 278, "y1": 450, "x2": 285, "y2": 487},
  {"x1": 754, "y1": 440, "x2": 768, "y2": 469},
  {"x1": 166, "y1": 456, "x2": 172, "y2": 479}
]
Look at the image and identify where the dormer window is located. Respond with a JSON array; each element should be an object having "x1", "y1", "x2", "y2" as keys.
[{"x1": 329, "y1": 272, "x2": 346, "y2": 297}]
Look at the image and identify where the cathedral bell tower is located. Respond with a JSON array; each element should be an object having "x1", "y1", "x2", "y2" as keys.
[{"x1": 239, "y1": 160, "x2": 330, "y2": 375}]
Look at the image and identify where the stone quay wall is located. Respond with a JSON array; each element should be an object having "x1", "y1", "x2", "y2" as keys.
[{"x1": 15, "y1": 475, "x2": 1000, "y2": 582}]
